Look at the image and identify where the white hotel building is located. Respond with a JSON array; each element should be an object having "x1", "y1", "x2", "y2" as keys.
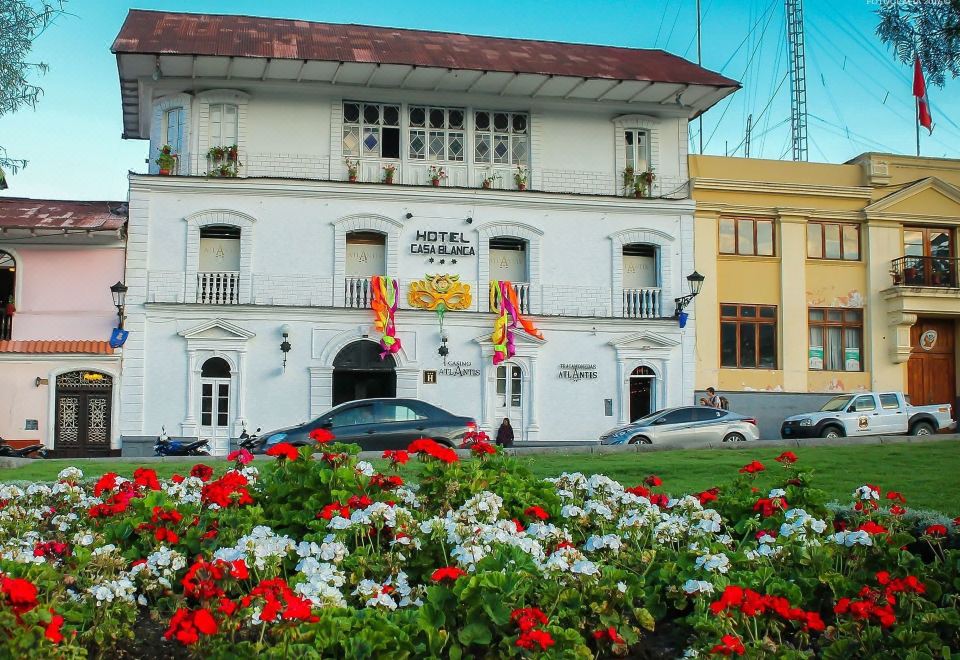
[{"x1": 111, "y1": 10, "x2": 738, "y2": 454}]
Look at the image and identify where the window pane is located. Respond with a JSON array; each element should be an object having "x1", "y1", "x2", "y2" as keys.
[
  {"x1": 381, "y1": 127, "x2": 400, "y2": 159},
  {"x1": 756, "y1": 221, "x2": 774, "y2": 255},
  {"x1": 475, "y1": 134, "x2": 491, "y2": 162},
  {"x1": 382, "y1": 105, "x2": 400, "y2": 126},
  {"x1": 809, "y1": 309, "x2": 824, "y2": 322},
  {"x1": 842, "y1": 225, "x2": 860, "y2": 260},
  {"x1": 845, "y1": 309, "x2": 862, "y2": 323},
  {"x1": 363, "y1": 104, "x2": 380, "y2": 124},
  {"x1": 737, "y1": 220, "x2": 755, "y2": 255},
  {"x1": 342, "y1": 127, "x2": 360, "y2": 156},
  {"x1": 343, "y1": 102, "x2": 361, "y2": 123},
  {"x1": 845, "y1": 328, "x2": 862, "y2": 371},
  {"x1": 903, "y1": 230, "x2": 925, "y2": 257},
  {"x1": 222, "y1": 105, "x2": 238, "y2": 145},
  {"x1": 493, "y1": 134, "x2": 509, "y2": 164},
  {"x1": 512, "y1": 114, "x2": 527, "y2": 133},
  {"x1": 720, "y1": 304, "x2": 738, "y2": 317},
  {"x1": 825, "y1": 326, "x2": 843, "y2": 370},
  {"x1": 824, "y1": 224, "x2": 841, "y2": 259},
  {"x1": 331, "y1": 405, "x2": 375, "y2": 426},
  {"x1": 511, "y1": 135, "x2": 528, "y2": 164},
  {"x1": 930, "y1": 230, "x2": 952, "y2": 258},
  {"x1": 809, "y1": 326, "x2": 824, "y2": 370},
  {"x1": 852, "y1": 395, "x2": 876, "y2": 412},
  {"x1": 879, "y1": 394, "x2": 899, "y2": 409},
  {"x1": 409, "y1": 130, "x2": 425, "y2": 159},
  {"x1": 409, "y1": 106, "x2": 425, "y2": 127},
  {"x1": 827, "y1": 310, "x2": 843, "y2": 322},
  {"x1": 448, "y1": 133, "x2": 464, "y2": 161},
  {"x1": 429, "y1": 131, "x2": 445, "y2": 159},
  {"x1": 720, "y1": 322, "x2": 738, "y2": 367},
  {"x1": 449, "y1": 109, "x2": 464, "y2": 129},
  {"x1": 740, "y1": 306, "x2": 757, "y2": 317},
  {"x1": 740, "y1": 323, "x2": 757, "y2": 367},
  {"x1": 475, "y1": 111, "x2": 490, "y2": 130},
  {"x1": 759, "y1": 306, "x2": 776, "y2": 318},
  {"x1": 719, "y1": 219, "x2": 736, "y2": 254},
  {"x1": 807, "y1": 223, "x2": 823, "y2": 258},
  {"x1": 362, "y1": 127, "x2": 379, "y2": 156},
  {"x1": 758, "y1": 324, "x2": 776, "y2": 368}
]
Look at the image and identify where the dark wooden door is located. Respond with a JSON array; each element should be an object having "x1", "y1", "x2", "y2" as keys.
[
  {"x1": 54, "y1": 372, "x2": 113, "y2": 457},
  {"x1": 908, "y1": 319, "x2": 956, "y2": 412}
]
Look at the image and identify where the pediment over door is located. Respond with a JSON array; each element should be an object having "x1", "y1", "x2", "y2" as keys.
[
  {"x1": 178, "y1": 319, "x2": 256, "y2": 341},
  {"x1": 608, "y1": 330, "x2": 681, "y2": 352},
  {"x1": 865, "y1": 177, "x2": 960, "y2": 221}
]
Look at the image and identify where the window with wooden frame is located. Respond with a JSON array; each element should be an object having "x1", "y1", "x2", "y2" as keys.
[
  {"x1": 807, "y1": 222, "x2": 860, "y2": 260},
  {"x1": 718, "y1": 217, "x2": 775, "y2": 256},
  {"x1": 720, "y1": 304, "x2": 778, "y2": 369},
  {"x1": 808, "y1": 308, "x2": 863, "y2": 372}
]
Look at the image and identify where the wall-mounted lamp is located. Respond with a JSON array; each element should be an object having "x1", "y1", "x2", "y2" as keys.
[
  {"x1": 674, "y1": 271, "x2": 705, "y2": 327},
  {"x1": 110, "y1": 281, "x2": 128, "y2": 329},
  {"x1": 404, "y1": 212, "x2": 414, "y2": 220},
  {"x1": 465, "y1": 217, "x2": 473, "y2": 224},
  {"x1": 438, "y1": 333, "x2": 449, "y2": 363},
  {"x1": 151, "y1": 58, "x2": 162, "y2": 81},
  {"x1": 280, "y1": 324, "x2": 292, "y2": 371}
]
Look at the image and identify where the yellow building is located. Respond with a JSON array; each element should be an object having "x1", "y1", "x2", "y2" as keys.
[{"x1": 690, "y1": 153, "x2": 960, "y2": 437}]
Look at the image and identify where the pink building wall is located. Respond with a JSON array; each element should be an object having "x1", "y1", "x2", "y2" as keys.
[{"x1": 10, "y1": 247, "x2": 125, "y2": 340}]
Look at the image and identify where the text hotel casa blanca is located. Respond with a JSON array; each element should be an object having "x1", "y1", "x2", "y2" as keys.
[{"x1": 106, "y1": 10, "x2": 739, "y2": 455}]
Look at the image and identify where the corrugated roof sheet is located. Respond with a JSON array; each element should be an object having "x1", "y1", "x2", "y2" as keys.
[
  {"x1": 0, "y1": 341, "x2": 115, "y2": 355},
  {"x1": 0, "y1": 198, "x2": 126, "y2": 231},
  {"x1": 112, "y1": 10, "x2": 739, "y2": 88}
]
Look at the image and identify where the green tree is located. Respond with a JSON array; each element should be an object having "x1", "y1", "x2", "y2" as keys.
[
  {"x1": 0, "y1": 1, "x2": 67, "y2": 179},
  {"x1": 876, "y1": 0, "x2": 960, "y2": 87}
]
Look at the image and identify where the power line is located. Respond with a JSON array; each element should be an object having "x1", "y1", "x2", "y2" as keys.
[{"x1": 729, "y1": 71, "x2": 791, "y2": 156}]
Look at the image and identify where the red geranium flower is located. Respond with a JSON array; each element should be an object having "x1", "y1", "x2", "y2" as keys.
[
  {"x1": 266, "y1": 443, "x2": 299, "y2": 461},
  {"x1": 93, "y1": 472, "x2": 119, "y2": 497},
  {"x1": 739, "y1": 460, "x2": 765, "y2": 474},
  {"x1": 317, "y1": 501, "x2": 351, "y2": 520},
  {"x1": 857, "y1": 521, "x2": 889, "y2": 535},
  {"x1": 511, "y1": 607, "x2": 549, "y2": 632},
  {"x1": 309, "y1": 428, "x2": 336, "y2": 444},
  {"x1": 226, "y1": 449, "x2": 254, "y2": 465},
  {"x1": 431, "y1": 567, "x2": 467, "y2": 582},
  {"x1": 710, "y1": 634, "x2": 745, "y2": 656},
  {"x1": 644, "y1": 474, "x2": 663, "y2": 487},
  {"x1": 382, "y1": 449, "x2": 410, "y2": 465},
  {"x1": 470, "y1": 441, "x2": 497, "y2": 456},
  {"x1": 516, "y1": 629, "x2": 555, "y2": 651},
  {"x1": 592, "y1": 626, "x2": 625, "y2": 644},
  {"x1": 626, "y1": 484, "x2": 650, "y2": 498},
  {"x1": 885, "y1": 491, "x2": 906, "y2": 503},
  {"x1": 133, "y1": 467, "x2": 161, "y2": 490},
  {"x1": 44, "y1": 609, "x2": 64, "y2": 644},
  {"x1": 190, "y1": 464, "x2": 214, "y2": 481},
  {"x1": 925, "y1": 524, "x2": 948, "y2": 537},
  {"x1": 953, "y1": 516, "x2": 960, "y2": 527},
  {"x1": 696, "y1": 488, "x2": 719, "y2": 505},
  {"x1": 524, "y1": 505, "x2": 550, "y2": 521},
  {"x1": 512, "y1": 518, "x2": 525, "y2": 532},
  {"x1": 774, "y1": 451, "x2": 798, "y2": 464},
  {"x1": 1, "y1": 576, "x2": 38, "y2": 617}
]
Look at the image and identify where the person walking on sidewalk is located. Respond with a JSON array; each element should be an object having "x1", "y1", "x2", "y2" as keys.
[
  {"x1": 700, "y1": 387, "x2": 722, "y2": 408},
  {"x1": 496, "y1": 418, "x2": 515, "y2": 448}
]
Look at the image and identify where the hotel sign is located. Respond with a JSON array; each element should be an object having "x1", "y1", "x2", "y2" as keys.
[
  {"x1": 439, "y1": 360, "x2": 480, "y2": 377},
  {"x1": 410, "y1": 231, "x2": 476, "y2": 256},
  {"x1": 558, "y1": 363, "x2": 598, "y2": 381}
]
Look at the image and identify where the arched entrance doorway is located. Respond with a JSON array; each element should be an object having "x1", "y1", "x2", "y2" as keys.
[
  {"x1": 332, "y1": 341, "x2": 397, "y2": 405},
  {"x1": 629, "y1": 366, "x2": 656, "y2": 421},
  {"x1": 199, "y1": 357, "x2": 233, "y2": 454},
  {"x1": 0, "y1": 250, "x2": 15, "y2": 340},
  {"x1": 54, "y1": 370, "x2": 113, "y2": 457}
]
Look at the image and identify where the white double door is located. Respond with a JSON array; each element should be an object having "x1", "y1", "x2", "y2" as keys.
[
  {"x1": 494, "y1": 363, "x2": 525, "y2": 442},
  {"x1": 199, "y1": 377, "x2": 231, "y2": 454}
]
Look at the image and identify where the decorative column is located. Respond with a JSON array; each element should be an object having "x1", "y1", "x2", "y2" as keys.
[
  {"x1": 182, "y1": 352, "x2": 198, "y2": 436},
  {"x1": 777, "y1": 213, "x2": 809, "y2": 392},
  {"x1": 527, "y1": 356, "x2": 540, "y2": 438},
  {"x1": 234, "y1": 351, "x2": 248, "y2": 435},
  {"x1": 616, "y1": 358, "x2": 629, "y2": 425}
]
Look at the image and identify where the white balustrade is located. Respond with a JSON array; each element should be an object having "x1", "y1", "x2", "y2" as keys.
[
  {"x1": 344, "y1": 276, "x2": 374, "y2": 308},
  {"x1": 623, "y1": 288, "x2": 662, "y2": 319},
  {"x1": 197, "y1": 271, "x2": 240, "y2": 305}
]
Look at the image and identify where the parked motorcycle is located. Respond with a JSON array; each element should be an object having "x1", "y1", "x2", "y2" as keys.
[
  {"x1": 238, "y1": 426, "x2": 262, "y2": 451},
  {"x1": 154, "y1": 426, "x2": 211, "y2": 457},
  {"x1": 0, "y1": 436, "x2": 49, "y2": 459}
]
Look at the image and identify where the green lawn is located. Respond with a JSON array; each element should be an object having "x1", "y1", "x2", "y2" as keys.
[{"x1": 2, "y1": 442, "x2": 958, "y2": 514}]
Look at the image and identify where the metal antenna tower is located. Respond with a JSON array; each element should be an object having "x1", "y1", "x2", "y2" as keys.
[
  {"x1": 745, "y1": 114, "x2": 753, "y2": 158},
  {"x1": 786, "y1": 0, "x2": 808, "y2": 161}
]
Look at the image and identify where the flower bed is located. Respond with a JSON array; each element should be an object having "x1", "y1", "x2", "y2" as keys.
[{"x1": 1, "y1": 436, "x2": 958, "y2": 658}]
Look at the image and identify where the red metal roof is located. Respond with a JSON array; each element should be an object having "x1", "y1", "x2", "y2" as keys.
[
  {"x1": 112, "y1": 10, "x2": 739, "y2": 88},
  {"x1": 0, "y1": 341, "x2": 115, "y2": 355},
  {"x1": 0, "y1": 198, "x2": 126, "y2": 231}
]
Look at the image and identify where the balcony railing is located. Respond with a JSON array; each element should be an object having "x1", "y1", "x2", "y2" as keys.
[
  {"x1": 623, "y1": 287, "x2": 663, "y2": 318},
  {"x1": 344, "y1": 276, "x2": 375, "y2": 308},
  {"x1": 0, "y1": 310, "x2": 11, "y2": 340},
  {"x1": 511, "y1": 282, "x2": 531, "y2": 315},
  {"x1": 891, "y1": 256, "x2": 959, "y2": 288},
  {"x1": 197, "y1": 271, "x2": 240, "y2": 304}
]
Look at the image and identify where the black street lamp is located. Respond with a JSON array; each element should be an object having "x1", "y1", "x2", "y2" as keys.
[
  {"x1": 674, "y1": 271, "x2": 705, "y2": 316},
  {"x1": 110, "y1": 281, "x2": 128, "y2": 329},
  {"x1": 280, "y1": 324, "x2": 292, "y2": 371}
]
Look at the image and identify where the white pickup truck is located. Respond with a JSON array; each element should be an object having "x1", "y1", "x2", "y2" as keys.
[{"x1": 780, "y1": 391, "x2": 954, "y2": 439}]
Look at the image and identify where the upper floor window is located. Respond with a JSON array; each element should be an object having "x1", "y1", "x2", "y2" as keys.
[
  {"x1": 622, "y1": 244, "x2": 658, "y2": 289},
  {"x1": 164, "y1": 107, "x2": 185, "y2": 155},
  {"x1": 345, "y1": 231, "x2": 386, "y2": 278},
  {"x1": 489, "y1": 237, "x2": 528, "y2": 283},
  {"x1": 199, "y1": 226, "x2": 241, "y2": 272},
  {"x1": 342, "y1": 102, "x2": 401, "y2": 159},
  {"x1": 808, "y1": 307, "x2": 862, "y2": 372},
  {"x1": 209, "y1": 103, "x2": 238, "y2": 147},
  {"x1": 807, "y1": 222, "x2": 860, "y2": 260},
  {"x1": 409, "y1": 106, "x2": 465, "y2": 162},
  {"x1": 624, "y1": 129, "x2": 649, "y2": 174},
  {"x1": 719, "y1": 217, "x2": 775, "y2": 256},
  {"x1": 475, "y1": 111, "x2": 528, "y2": 165},
  {"x1": 721, "y1": 304, "x2": 777, "y2": 369}
]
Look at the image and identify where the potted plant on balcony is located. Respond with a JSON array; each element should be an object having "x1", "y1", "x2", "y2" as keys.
[
  {"x1": 345, "y1": 158, "x2": 359, "y2": 182},
  {"x1": 382, "y1": 164, "x2": 397, "y2": 184},
  {"x1": 207, "y1": 145, "x2": 240, "y2": 177},
  {"x1": 428, "y1": 165, "x2": 447, "y2": 187},
  {"x1": 514, "y1": 165, "x2": 528, "y2": 191},
  {"x1": 481, "y1": 169, "x2": 501, "y2": 189},
  {"x1": 622, "y1": 166, "x2": 635, "y2": 195},
  {"x1": 155, "y1": 145, "x2": 177, "y2": 175},
  {"x1": 638, "y1": 167, "x2": 656, "y2": 198}
]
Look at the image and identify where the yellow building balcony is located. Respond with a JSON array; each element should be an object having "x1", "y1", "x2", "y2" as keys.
[{"x1": 883, "y1": 256, "x2": 960, "y2": 364}]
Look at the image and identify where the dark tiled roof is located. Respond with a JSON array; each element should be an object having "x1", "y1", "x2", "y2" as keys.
[
  {"x1": 112, "y1": 10, "x2": 739, "y2": 88},
  {"x1": 0, "y1": 198, "x2": 126, "y2": 231}
]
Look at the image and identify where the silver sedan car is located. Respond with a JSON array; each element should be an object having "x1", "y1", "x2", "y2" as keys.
[{"x1": 600, "y1": 406, "x2": 760, "y2": 446}]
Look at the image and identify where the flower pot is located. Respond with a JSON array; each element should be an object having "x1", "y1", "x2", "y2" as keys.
[
  {"x1": 384, "y1": 177, "x2": 394, "y2": 185},
  {"x1": 904, "y1": 267, "x2": 918, "y2": 280},
  {"x1": 482, "y1": 181, "x2": 492, "y2": 189},
  {"x1": 634, "y1": 190, "x2": 643, "y2": 198},
  {"x1": 159, "y1": 168, "x2": 171, "y2": 176},
  {"x1": 4, "y1": 303, "x2": 14, "y2": 316},
  {"x1": 431, "y1": 179, "x2": 440, "y2": 187},
  {"x1": 517, "y1": 183, "x2": 527, "y2": 191},
  {"x1": 348, "y1": 175, "x2": 357, "y2": 183}
]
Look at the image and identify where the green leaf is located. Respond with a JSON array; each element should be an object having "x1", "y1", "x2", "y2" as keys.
[{"x1": 457, "y1": 622, "x2": 492, "y2": 647}]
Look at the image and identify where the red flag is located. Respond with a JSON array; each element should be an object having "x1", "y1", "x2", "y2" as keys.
[{"x1": 913, "y1": 55, "x2": 933, "y2": 134}]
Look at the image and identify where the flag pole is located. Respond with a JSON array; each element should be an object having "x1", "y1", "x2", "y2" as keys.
[{"x1": 915, "y1": 96, "x2": 921, "y2": 157}]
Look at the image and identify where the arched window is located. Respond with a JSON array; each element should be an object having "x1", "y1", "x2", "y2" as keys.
[
  {"x1": 622, "y1": 243, "x2": 660, "y2": 318},
  {"x1": 629, "y1": 366, "x2": 656, "y2": 421},
  {"x1": 164, "y1": 107, "x2": 186, "y2": 156},
  {"x1": 0, "y1": 250, "x2": 15, "y2": 340},
  {"x1": 209, "y1": 103, "x2": 239, "y2": 148},
  {"x1": 489, "y1": 237, "x2": 528, "y2": 283},
  {"x1": 200, "y1": 357, "x2": 232, "y2": 378},
  {"x1": 345, "y1": 231, "x2": 386, "y2": 278}
]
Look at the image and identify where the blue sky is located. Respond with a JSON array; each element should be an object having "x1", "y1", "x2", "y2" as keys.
[{"x1": 1, "y1": 0, "x2": 958, "y2": 200}]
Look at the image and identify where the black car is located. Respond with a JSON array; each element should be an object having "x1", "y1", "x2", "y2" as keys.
[{"x1": 252, "y1": 398, "x2": 476, "y2": 453}]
